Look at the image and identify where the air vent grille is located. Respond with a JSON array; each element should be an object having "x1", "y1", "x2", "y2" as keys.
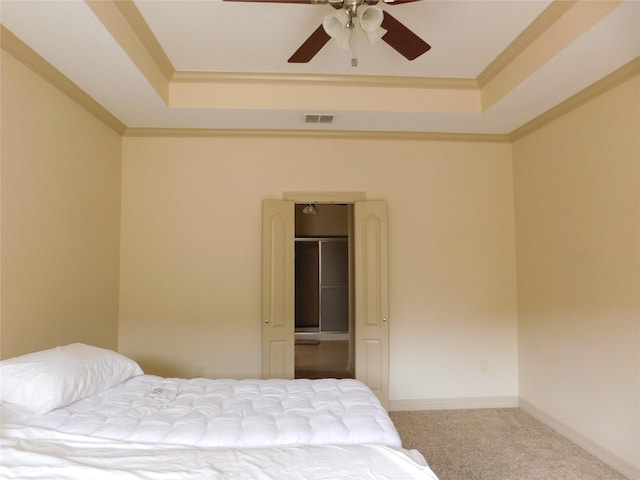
[{"x1": 304, "y1": 114, "x2": 335, "y2": 124}]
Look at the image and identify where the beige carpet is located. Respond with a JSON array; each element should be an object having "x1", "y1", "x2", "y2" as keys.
[{"x1": 390, "y1": 408, "x2": 630, "y2": 480}]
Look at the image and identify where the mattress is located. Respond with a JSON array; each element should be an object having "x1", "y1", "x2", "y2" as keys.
[
  {"x1": 0, "y1": 424, "x2": 440, "y2": 480},
  {"x1": 1, "y1": 375, "x2": 402, "y2": 449}
]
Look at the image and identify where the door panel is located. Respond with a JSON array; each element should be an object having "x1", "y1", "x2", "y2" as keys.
[
  {"x1": 364, "y1": 339, "x2": 382, "y2": 391},
  {"x1": 354, "y1": 200, "x2": 389, "y2": 407},
  {"x1": 263, "y1": 198, "x2": 389, "y2": 400},
  {"x1": 262, "y1": 200, "x2": 295, "y2": 379}
]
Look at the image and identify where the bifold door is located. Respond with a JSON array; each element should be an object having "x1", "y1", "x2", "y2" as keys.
[
  {"x1": 262, "y1": 199, "x2": 389, "y2": 407},
  {"x1": 262, "y1": 200, "x2": 295, "y2": 379},
  {"x1": 354, "y1": 200, "x2": 389, "y2": 408}
]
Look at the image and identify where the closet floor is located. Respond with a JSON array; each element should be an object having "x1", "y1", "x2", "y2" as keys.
[{"x1": 294, "y1": 340, "x2": 353, "y2": 379}]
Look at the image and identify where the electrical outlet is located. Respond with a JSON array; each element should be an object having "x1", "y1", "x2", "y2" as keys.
[{"x1": 195, "y1": 365, "x2": 205, "y2": 377}]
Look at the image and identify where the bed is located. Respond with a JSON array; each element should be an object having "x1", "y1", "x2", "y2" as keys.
[{"x1": 0, "y1": 343, "x2": 439, "y2": 479}]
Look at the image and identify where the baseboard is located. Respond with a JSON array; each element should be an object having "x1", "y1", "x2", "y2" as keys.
[
  {"x1": 388, "y1": 395, "x2": 519, "y2": 412},
  {"x1": 519, "y1": 398, "x2": 640, "y2": 480}
]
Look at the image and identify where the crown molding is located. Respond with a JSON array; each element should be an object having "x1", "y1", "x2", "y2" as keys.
[
  {"x1": 6, "y1": 13, "x2": 634, "y2": 146},
  {"x1": 123, "y1": 127, "x2": 511, "y2": 143},
  {"x1": 480, "y1": 0, "x2": 623, "y2": 111},
  {"x1": 85, "y1": 0, "x2": 170, "y2": 103},
  {"x1": 127, "y1": 51, "x2": 640, "y2": 145},
  {"x1": 172, "y1": 71, "x2": 478, "y2": 90},
  {"x1": 0, "y1": 25, "x2": 126, "y2": 135},
  {"x1": 5, "y1": 1, "x2": 634, "y2": 146},
  {"x1": 477, "y1": 0, "x2": 577, "y2": 88},
  {"x1": 113, "y1": 0, "x2": 175, "y2": 82},
  {"x1": 510, "y1": 56, "x2": 640, "y2": 141}
]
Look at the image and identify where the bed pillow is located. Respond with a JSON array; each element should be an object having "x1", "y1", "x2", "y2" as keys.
[{"x1": 0, "y1": 343, "x2": 143, "y2": 415}]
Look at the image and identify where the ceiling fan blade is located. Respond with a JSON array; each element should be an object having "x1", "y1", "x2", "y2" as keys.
[
  {"x1": 288, "y1": 25, "x2": 331, "y2": 63},
  {"x1": 223, "y1": 0, "x2": 315, "y2": 3},
  {"x1": 382, "y1": 0, "x2": 423, "y2": 4},
  {"x1": 381, "y1": 11, "x2": 430, "y2": 61}
]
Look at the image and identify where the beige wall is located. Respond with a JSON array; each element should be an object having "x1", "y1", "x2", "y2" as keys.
[
  {"x1": 4, "y1": 39, "x2": 638, "y2": 478},
  {"x1": 513, "y1": 75, "x2": 640, "y2": 474},
  {"x1": 0, "y1": 52, "x2": 122, "y2": 359},
  {"x1": 119, "y1": 135, "x2": 519, "y2": 402}
]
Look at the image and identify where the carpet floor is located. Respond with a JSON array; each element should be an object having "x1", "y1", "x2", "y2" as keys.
[{"x1": 390, "y1": 408, "x2": 630, "y2": 480}]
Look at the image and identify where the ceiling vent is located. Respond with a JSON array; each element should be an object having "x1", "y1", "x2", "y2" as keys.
[{"x1": 304, "y1": 114, "x2": 335, "y2": 124}]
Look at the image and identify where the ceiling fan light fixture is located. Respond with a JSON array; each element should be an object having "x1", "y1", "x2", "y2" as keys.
[
  {"x1": 359, "y1": 6, "x2": 386, "y2": 44},
  {"x1": 323, "y1": 11, "x2": 353, "y2": 50}
]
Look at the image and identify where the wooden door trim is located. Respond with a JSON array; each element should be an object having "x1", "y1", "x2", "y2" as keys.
[{"x1": 283, "y1": 192, "x2": 366, "y2": 204}]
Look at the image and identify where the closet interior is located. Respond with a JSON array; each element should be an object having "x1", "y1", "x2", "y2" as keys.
[{"x1": 294, "y1": 203, "x2": 354, "y2": 379}]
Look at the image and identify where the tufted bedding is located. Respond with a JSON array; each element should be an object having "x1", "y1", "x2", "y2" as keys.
[
  {"x1": 0, "y1": 344, "x2": 439, "y2": 479},
  {"x1": 0, "y1": 424, "x2": 440, "y2": 480},
  {"x1": 2, "y1": 375, "x2": 402, "y2": 448}
]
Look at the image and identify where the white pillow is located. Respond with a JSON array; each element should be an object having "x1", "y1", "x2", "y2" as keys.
[{"x1": 0, "y1": 343, "x2": 143, "y2": 414}]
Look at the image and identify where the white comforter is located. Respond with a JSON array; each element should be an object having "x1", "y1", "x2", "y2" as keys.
[
  {"x1": 1, "y1": 376, "x2": 401, "y2": 448},
  {"x1": 0, "y1": 425, "x2": 439, "y2": 480}
]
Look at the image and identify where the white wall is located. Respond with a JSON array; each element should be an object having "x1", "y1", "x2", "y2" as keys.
[
  {"x1": 119, "y1": 135, "x2": 519, "y2": 403},
  {"x1": 513, "y1": 75, "x2": 640, "y2": 477}
]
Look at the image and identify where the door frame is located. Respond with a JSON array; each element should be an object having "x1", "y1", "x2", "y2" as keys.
[
  {"x1": 264, "y1": 192, "x2": 390, "y2": 407},
  {"x1": 283, "y1": 192, "x2": 367, "y2": 205}
]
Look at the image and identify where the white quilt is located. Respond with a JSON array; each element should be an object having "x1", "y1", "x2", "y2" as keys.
[
  {"x1": 0, "y1": 425, "x2": 440, "y2": 480},
  {"x1": 1, "y1": 376, "x2": 401, "y2": 449}
]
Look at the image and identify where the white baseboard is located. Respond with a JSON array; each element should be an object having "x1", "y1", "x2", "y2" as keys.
[
  {"x1": 388, "y1": 395, "x2": 638, "y2": 479},
  {"x1": 519, "y1": 398, "x2": 640, "y2": 480},
  {"x1": 388, "y1": 395, "x2": 519, "y2": 412}
]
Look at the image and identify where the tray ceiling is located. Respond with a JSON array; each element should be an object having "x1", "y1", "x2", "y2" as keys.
[{"x1": 1, "y1": 0, "x2": 638, "y2": 135}]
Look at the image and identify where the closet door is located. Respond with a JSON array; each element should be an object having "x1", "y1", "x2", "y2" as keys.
[
  {"x1": 262, "y1": 196, "x2": 389, "y2": 397},
  {"x1": 262, "y1": 200, "x2": 295, "y2": 379},
  {"x1": 354, "y1": 200, "x2": 389, "y2": 407}
]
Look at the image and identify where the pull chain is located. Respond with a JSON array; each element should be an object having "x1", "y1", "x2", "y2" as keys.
[{"x1": 351, "y1": 27, "x2": 358, "y2": 67}]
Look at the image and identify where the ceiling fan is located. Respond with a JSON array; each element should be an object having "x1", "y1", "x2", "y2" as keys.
[{"x1": 223, "y1": 0, "x2": 430, "y2": 65}]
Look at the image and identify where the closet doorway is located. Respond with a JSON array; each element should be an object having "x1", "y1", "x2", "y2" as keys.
[
  {"x1": 294, "y1": 203, "x2": 354, "y2": 379},
  {"x1": 262, "y1": 196, "x2": 389, "y2": 406}
]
